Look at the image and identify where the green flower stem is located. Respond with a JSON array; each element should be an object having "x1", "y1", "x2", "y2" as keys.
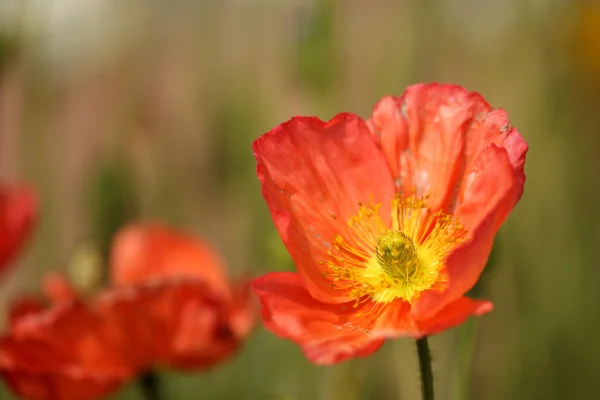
[
  {"x1": 138, "y1": 371, "x2": 162, "y2": 400},
  {"x1": 416, "y1": 337, "x2": 434, "y2": 400}
]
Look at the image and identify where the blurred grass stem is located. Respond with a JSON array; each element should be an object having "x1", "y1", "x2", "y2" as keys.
[
  {"x1": 416, "y1": 337, "x2": 434, "y2": 400},
  {"x1": 450, "y1": 315, "x2": 478, "y2": 399}
]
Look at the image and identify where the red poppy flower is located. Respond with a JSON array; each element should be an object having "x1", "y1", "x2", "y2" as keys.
[
  {"x1": 0, "y1": 184, "x2": 37, "y2": 275},
  {"x1": 0, "y1": 224, "x2": 254, "y2": 400},
  {"x1": 1, "y1": 272, "x2": 141, "y2": 400},
  {"x1": 108, "y1": 224, "x2": 255, "y2": 370},
  {"x1": 0, "y1": 301, "x2": 138, "y2": 400},
  {"x1": 252, "y1": 83, "x2": 528, "y2": 364}
]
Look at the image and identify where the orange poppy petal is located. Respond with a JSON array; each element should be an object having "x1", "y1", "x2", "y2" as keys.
[
  {"x1": 368, "y1": 84, "x2": 490, "y2": 210},
  {"x1": 415, "y1": 296, "x2": 493, "y2": 337},
  {"x1": 367, "y1": 84, "x2": 528, "y2": 213},
  {"x1": 154, "y1": 281, "x2": 244, "y2": 371},
  {"x1": 0, "y1": 280, "x2": 250, "y2": 399},
  {"x1": 369, "y1": 296, "x2": 491, "y2": 339},
  {"x1": 0, "y1": 184, "x2": 37, "y2": 274},
  {"x1": 9, "y1": 273, "x2": 76, "y2": 326},
  {"x1": 0, "y1": 302, "x2": 135, "y2": 400},
  {"x1": 167, "y1": 279, "x2": 256, "y2": 370},
  {"x1": 110, "y1": 224, "x2": 230, "y2": 298},
  {"x1": 412, "y1": 144, "x2": 517, "y2": 319},
  {"x1": 365, "y1": 97, "x2": 406, "y2": 179},
  {"x1": 253, "y1": 114, "x2": 395, "y2": 304},
  {"x1": 252, "y1": 272, "x2": 384, "y2": 365},
  {"x1": 461, "y1": 108, "x2": 528, "y2": 205},
  {"x1": 99, "y1": 279, "x2": 248, "y2": 372},
  {"x1": 7, "y1": 297, "x2": 45, "y2": 324},
  {"x1": 9, "y1": 302, "x2": 140, "y2": 372},
  {"x1": 227, "y1": 278, "x2": 257, "y2": 340},
  {"x1": 166, "y1": 297, "x2": 240, "y2": 371},
  {"x1": 42, "y1": 272, "x2": 78, "y2": 304}
]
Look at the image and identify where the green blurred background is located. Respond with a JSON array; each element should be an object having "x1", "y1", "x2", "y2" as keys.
[{"x1": 0, "y1": 0, "x2": 599, "y2": 399}]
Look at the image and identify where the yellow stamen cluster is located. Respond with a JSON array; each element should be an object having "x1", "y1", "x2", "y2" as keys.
[{"x1": 324, "y1": 195, "x2": 466, "y2": 306}]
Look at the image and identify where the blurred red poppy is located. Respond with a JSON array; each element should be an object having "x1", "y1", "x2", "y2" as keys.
[
  {"x1": 42, "y1": 272, "x2": 79, "y2": 304},
  {"x1": 109, "y1": 224, "x2": 254, "y2": 370},
  {"x1": 0, "y1": 301, "x2": 138, "y2": 400},
  {"x1": 6, "y1": 272, "x2": 77, "y2": 325},
  {"x1": 252, "y1": 83, "x2": 528, "y2": 364},
  {"x1": 0, "y1": 224, "x2": 254, "y2": 400},
  {"x1": 0, "y1": 184, "x2": 37, "y2": 275}
]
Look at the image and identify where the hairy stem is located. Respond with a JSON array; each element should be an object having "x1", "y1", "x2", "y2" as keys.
[{"x1": 416, "y1": 337, "x2": 434, "y2": 400}]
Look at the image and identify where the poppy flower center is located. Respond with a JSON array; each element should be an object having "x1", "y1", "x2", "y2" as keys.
[
  {"x1": 325, "y1": 195, "x2": 467, "y2": 306},
  {"x1": 376, "y1": 231, "x2": 420, "y2": 282}
]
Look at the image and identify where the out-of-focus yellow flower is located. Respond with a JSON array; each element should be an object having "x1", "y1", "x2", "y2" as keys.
[{"x1": 570, "y1": 3, "x2": 600, "y2": 80}]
